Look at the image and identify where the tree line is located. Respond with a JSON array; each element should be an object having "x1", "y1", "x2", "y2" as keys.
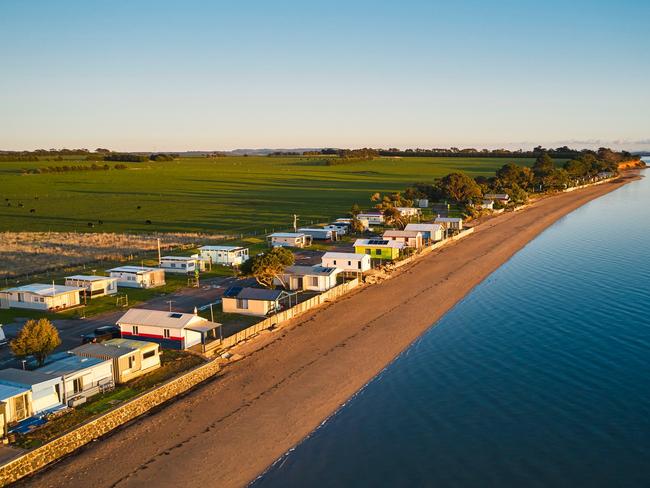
[{"x1": 21, "y1": 163, "x2": 129, "y2": 174}]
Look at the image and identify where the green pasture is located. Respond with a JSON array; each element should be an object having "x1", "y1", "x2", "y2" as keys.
[{"x1": 0, "y1": 156, "x2": 536, "y2": 235}]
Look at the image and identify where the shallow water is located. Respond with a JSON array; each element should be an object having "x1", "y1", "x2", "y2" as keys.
[{"x1": 254, "y1": 165, "x2": 650, "y2": 488}]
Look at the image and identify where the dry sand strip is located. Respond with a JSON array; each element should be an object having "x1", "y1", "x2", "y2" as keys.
[{"x1": 22, "y1": 175, "x2": 639, "y2": 488}]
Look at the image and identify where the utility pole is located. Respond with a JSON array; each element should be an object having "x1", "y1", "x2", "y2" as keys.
[
  {"x1": 157, "y1": 238, "x2": 161, "y2": 265},
  {"x1": 293, "y1": 214, "x2": 298, "y2": 232},
  {"x1": 166, "y1": 300, "x2": 173, "y2": 312}
]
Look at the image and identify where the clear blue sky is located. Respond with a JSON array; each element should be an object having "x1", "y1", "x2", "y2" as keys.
[{"x1": 1, "y1": 0, "x2": 648, "y2": 151}]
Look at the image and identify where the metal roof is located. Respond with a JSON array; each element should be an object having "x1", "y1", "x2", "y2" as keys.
[
  {"x1": 0, "y1": 384, "x2": 29, "y2": 401},
  {"x1": 117, "y1": 308, "x2": 209, "y2": 329},
  {"x1": 160, "y1": 256, "x2": 197, "y2": 261},
  {"x1": 1, "y1": 283, "x2": 83, "y2": 296},
  {"x1": 38, "y1": 355, "x2": 109, "y2": 376},
  {"x1": 284, "y1": 265, "x2": 339, "y2": 277},
  {"x1": 65, "y1": 275, "x2": 115, "y2": 282},
  {"x1": 322, "y1": 252, "x2": 367, "y2": 260},
  {"x1": 104, "y1": 338, "x2": 159, "y2": 350},
  {"x1": 108, "y1": 266, "x2": 161, "y2": 274},
  {"x1": 199, "y1": 245, "x2": 247, "y2": 252},
  {"x1": 354, "y1": 239, "x2": 404, "y2": 249},
  {"x1": 0, "y1": 368, "x2": 60, "y2": 387},
  {"x1": 234, "y1": 288, "x2": 287, "y2": 301},
  {"x1": 434, "y1": 217, "x2": 463, "y2": 223},
  {"x1": 404, "y1": 223, "x2": 443, "y2": 232},
  {"x1": 268, "y1": 233, "x2": 306, "y2": 238},
  {"x1": 72, "y1": 342, "x2": 136, "y2": 359},
  {"x1": 383, "y1": 230, "x2": 421, "y2": 238}
]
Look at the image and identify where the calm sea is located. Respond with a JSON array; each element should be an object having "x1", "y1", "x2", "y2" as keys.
[{"x1": 254, "y1": 163, "x2": 650, "y2": 488}]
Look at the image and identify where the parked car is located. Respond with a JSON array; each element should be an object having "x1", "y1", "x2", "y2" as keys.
[{"x1": 81, "y1": 326, "x2": 121, "y2": 344}]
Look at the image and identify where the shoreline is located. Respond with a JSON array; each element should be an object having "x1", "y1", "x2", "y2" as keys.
[{"x1": 23, "y1": 173, "x2": 641, "y2": 488}]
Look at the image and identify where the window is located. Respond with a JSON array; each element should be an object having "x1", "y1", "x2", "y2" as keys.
[
  {"x1": 236, "y1": 298, "x2": 249, "y2": 310},
  {"x1": 348, "y1": 261, "x2": 352, "y2": 266},
  {"x1": 310, "y1": 277, "x2": 319, "y2": 287},
  {"x1": 365, "y1": 249, "x2": 371, "y2": 255},
  {"x1": 132, "y1": 325, "x2": 139, "y2": 335},
  {"x1": 375, "y1": 249, "x2": 382, "y2": 256},
  {"x1": 17, "y1": 293, "x2": 24, "y2": 302},
  {"x1": 143, "y1": 350, "x2": 156, "y2": 359},
  {"x1": 73, "y1": 377, "x2": 83, "y2": 394},
  {"x1": 163, "y1": 328, "x2": 171, "y2": 339},
  {"x1": 333, "y1": 260, "x2": 337, "y2": 265},
  {"x1": 358, "y1": 261, "x2": 362, "y2": 269},
  {"x1": 128, "y1": 355, "x2": 135, "y2": 369}
]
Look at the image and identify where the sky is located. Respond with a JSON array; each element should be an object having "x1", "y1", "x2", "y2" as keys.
[{"x1": 1, "y1": 0, "x2": 649, "y2": 152}]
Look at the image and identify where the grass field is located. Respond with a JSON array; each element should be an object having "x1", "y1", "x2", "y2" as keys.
[{"x1": 0, "y1": 156, "x2": 537, "y2": 235}]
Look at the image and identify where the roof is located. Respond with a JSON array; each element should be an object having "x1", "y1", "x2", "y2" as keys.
[
  {"x1": 0, "y1": 368, "x2": 60, "y2": 387},
  {"x1": 297, "y1": 228, "x2": 332, "y2": 234},
  {"x1": 383, "y1": 230, "x2": 421, "y2": 238},
  {"x1": 284, "y1": 265, "x2": 339, "y2": 277},
  {"x1": 104, "y1": 338, "x2": 159, "y2": 350},
  {"x1": 1, "y1": 283, "x2": 83, "y2": 296},
  {"x1": 223, "y1": 286, "x2": 243, "y2": 298},
  {"x1": 268, "y1": 233, "x2": 305, "y2": 239},
  {"x1": 484, "y1": 193, "x2": 509, "y2": 199},
  {"x1": 227, "y1": 287, "x2": 287, "y2": 301},
  {"x1": 322, "y1": 252, "x2": 368, "y2": 260},
  {"x1": 108, "y1": 266, "x2": 161, "y2": 274},
  {"x1": 434, "y1": 217, "x2": 463, "y2": 223},
  {"x1": 65, "y1": 275, "x2": 115, "y2": 282},
  {"x1": 404, "y1": 223, "x2": 443, "y2": 232},
  {"x1": 38, "y1": 355, "x2": 109, "y2": 376},
  {"x1": 160, "y1": 256, "x2": 197, "y2": 262},
  {"x1": 199, "y1": 245, "x2": 246, "y2": 252},
  {"x1": 0, "y1": 384, "x2": 29, "y2": 401},
  {"x1": 396, "y1": 207, "x2": 420, "y2": 212},
  {"x1": 357, "y1": 211, "x2": 383, "y2": 216},
  {"x1": 117, "y1": 308, "x2": 205, "y2": 329},
  {"x1": 354, "y1": 239, "x2": 404, "y2": 249},
  {"x1": 72, "y1": 342, "x2": 136, "y2": 359}
]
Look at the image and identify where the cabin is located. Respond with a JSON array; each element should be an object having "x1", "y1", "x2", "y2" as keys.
[
  {"x1": 64, "y1": 275, "x2": 118, "y2": 298},
  {"x1": 198, "y1": 246, "x2": 249, "y2": 267},
  {"x1": 484, "y1": 193, "x2": 510, "y2": 203},
  {"x1": 0, "y1": 284, "x2": 83, "y2": 311},
  {"x1": 382, "y1": 230, "x2": 424, "y2": 249},
  {"x1": 276, "y1": 265, "x2": 341, "y2": 292},
  {"x1": 0, "y1": 384, "x2": 32, "y2": 437},
  {"x1": 353, "y1": 239, "x2": 404, "y2": 261},
  {"x1": 335, "y1": 217, "x2": 369, "y2": 230},
  {"x1": 323, "y1": 223, "x2": 347, "y2": 236},
  {"x1": 404, "y1": 223, "x2": 444, "y2": 243},
  {"x1": 415, "y1": 198, "x2": 429, "y2": 208},
  {"x1": 395, "y1": 207, "x2": 421, "y2": 218},
  {"x1": 267, "y1": 232, "x2": 312, "y2": 248},
  {"x1": 117, "y1": 308, "x2": 221, "y2": 350},
  {"x1": 72, "y1": 339, "x2": 161, "y2": 384},
  {"x1": 222, "y1": 287, "x2": 291, "y2": 317},
  {"x1": 108, "y1": 266, "x2": 166, "y2": 289},
  {"x1": 321, "y1": 252, "x2": 371, "y2": 273},
  {"x1": 38, "y1": 355, "x2": 114, "y2": 407},
  {"x1": 482, "y1": 199, "x2": 495, "y2": 210},
  {"x1": 0, "y1": 369, "x2": 63, "y2": 416},
  {"x1": 159, "y1": 256, "x2": 207, "y2": 275},
  {"x1": 356, "y1": 212, "x2": 384, "y2": 225},
  {"x1": 298, "y1": 227, "x2": 335, "y2": 241},
  {"x1": 434, "y1": 217, "x2": 464, "y2": 235}
]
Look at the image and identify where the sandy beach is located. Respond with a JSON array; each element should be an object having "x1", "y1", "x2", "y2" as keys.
[{"x1": 22, "y1": 174, "x2": 640, "y2": 488}]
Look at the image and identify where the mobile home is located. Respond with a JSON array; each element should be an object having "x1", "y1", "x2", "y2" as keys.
[
  {"x1": 0, "y1": 284, "x2": 83, "y2": 311},
  {"x1": 72, "y1": 339, "x2": 161, "y2": 384},
  {"x1": 321, "y1": 252, "x2": 371, "y2": 273},
  {"x1": 108, "y1": 266, "x2": 166, "y2": 289},
  {"x1": 0, "y1": 385, "x2": 32, "y2": 437},
  {"x1": 297, "y1": 228, "x2": 334, "y2": 241},
  {"x1": 159, "y1": 256, "x2": 206, "y2": 274},
  {"x1": 0, "y1": 369, "x2": 63, "y2": 415},
  {"x1": 434, "y1": 217, "x2": 464, "y2": 234},
  {"x1": 38, "y1": 355, "x2": 114, "y2": 406},
  {"x1": 276, "y1": 265, "x2": 341, "y2": 292},
  {"x1": 267, "y1": 232, "x2": 312, "y2": 248},
  {"x1": 64, "y1": 275, "x2": 118, "y2": 298},
  {"x1": 356, "y1": 212, "x2": 384, "y2": 225},
  {"x1": 404, "y1": 223, "x2": 444, "y2": 243},
  {"x1": 382, "y1": 230, "x2": 424, "y2": 249},
  {"x1": 198, "y1": 246, "x2": 249, "y2": 267}
]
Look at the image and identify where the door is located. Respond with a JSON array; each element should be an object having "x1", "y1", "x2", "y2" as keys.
[{"x1": 13, "y1": 394, "x2": 29, "y2": 421}]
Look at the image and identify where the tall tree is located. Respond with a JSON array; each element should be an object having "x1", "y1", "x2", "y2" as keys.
[
  {"x1": 439, "y1": 172, "x2": 482, "y2": 203},
  {"x1": 240, "y1": 247, "x2": 295, "y2": 289},
  {"x1": 11, "y1": 318, "x2": 61, "y2": 366}
]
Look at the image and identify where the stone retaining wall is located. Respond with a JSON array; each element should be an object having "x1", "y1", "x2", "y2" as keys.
[{"x1": 0, "y1": 359, "x2": 221, "y2": 486}]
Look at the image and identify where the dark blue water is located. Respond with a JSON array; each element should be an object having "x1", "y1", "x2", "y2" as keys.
[{"x1": 254, "y1": 165, "x2": 650, "y2": 488}]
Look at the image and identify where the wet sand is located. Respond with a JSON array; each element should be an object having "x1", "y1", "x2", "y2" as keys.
[{"x1": 24, "y1": 175, "x2": 639, "y2": 488}]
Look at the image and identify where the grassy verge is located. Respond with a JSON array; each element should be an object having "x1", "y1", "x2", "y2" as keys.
[{"x1": 13, "y1": 350, "x2": 205, "y2": 449}]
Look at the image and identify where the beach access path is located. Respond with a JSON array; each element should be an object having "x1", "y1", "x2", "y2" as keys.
[{"x1": 23, "y1": 174, "x2": 640, "y2": 488}]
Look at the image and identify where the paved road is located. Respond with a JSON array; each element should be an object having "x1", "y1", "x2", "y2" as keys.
[{"x1": 0, "y1": 275, "x2": 251, "y2": 369}]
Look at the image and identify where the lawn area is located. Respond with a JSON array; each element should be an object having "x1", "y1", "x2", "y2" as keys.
[
  {"x1": 0, "y1": 155, "x2": 537, "y2": 235},
  {"x1": 13, "y1": 350, "x2": 205, "y2": 449}
]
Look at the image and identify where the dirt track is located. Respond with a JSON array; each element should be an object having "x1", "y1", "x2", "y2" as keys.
[{"x1": 22, "y1": 175, "x2": 639, "y2": 488}]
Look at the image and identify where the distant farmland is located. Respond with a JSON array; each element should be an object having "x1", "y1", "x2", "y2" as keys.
[{"x1": 0, "y1": 156, "x2": 536, "y2": 235}]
